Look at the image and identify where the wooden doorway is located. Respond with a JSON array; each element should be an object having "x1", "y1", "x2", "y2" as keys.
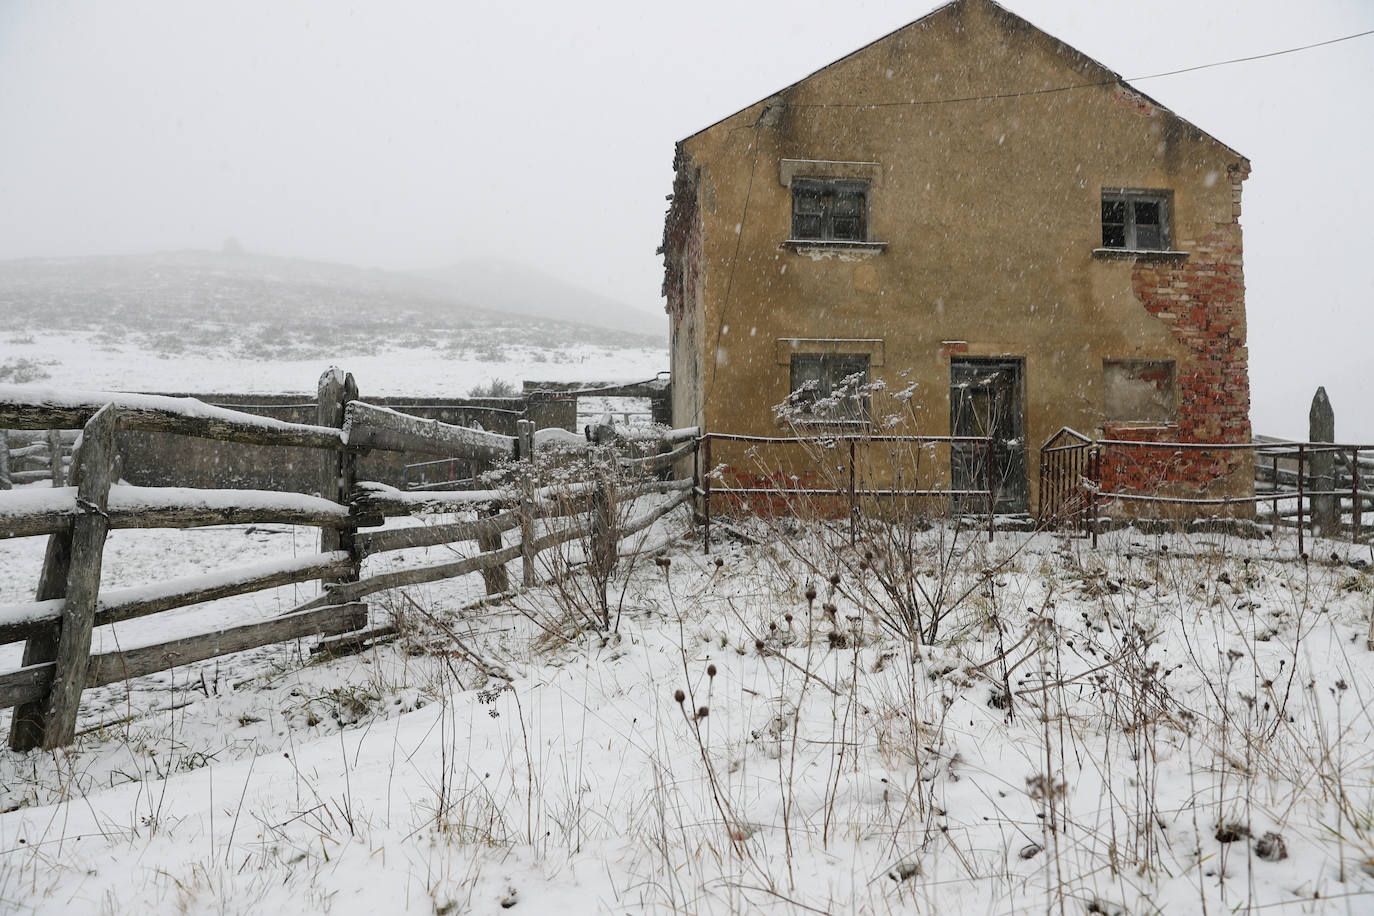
[{"x1": 950, "y1": 357, "x2": 1028, "y2": 512}]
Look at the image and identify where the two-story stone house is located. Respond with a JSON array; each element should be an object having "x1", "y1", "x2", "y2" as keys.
[{"x1": 661, "y1": 0, "x2": 1252, "y2": 514}]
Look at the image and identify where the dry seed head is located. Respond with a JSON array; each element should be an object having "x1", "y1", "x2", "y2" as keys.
[
  {"x1": 714, "y1": 557, "x2": 724, "y2": 568},
  {"x1": 707, "y1": 664, "x2": 717, "y2": 678},
  {"x1": 829, "y1": 573, "x2": 841, "y2": 586},
  {"x1": 674, "y1": 689, "x2": 685, "y2": 704},
  {"x1": 696, "y1": 706, "x2": 709, "y2": 719},
  {"x1": 805, "y1": 585, "x2": 817, "y2": 602}
]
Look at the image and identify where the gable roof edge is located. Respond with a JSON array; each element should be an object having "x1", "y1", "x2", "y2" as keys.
[
  {"x1": 677, "y1": 0, "x2": 958, "y2": 145},
  {"x1": 677, "y1": 0, "x2": 1248, "y2": 168}
]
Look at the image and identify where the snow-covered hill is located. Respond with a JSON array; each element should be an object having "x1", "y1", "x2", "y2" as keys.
[{"x1": 0, "y1": 251, "x2": 667, "y2": 394}]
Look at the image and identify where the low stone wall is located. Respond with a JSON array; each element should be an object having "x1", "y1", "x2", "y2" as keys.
[{"x1": 116, "y1": 393, "x2": 576, "y2": 494}]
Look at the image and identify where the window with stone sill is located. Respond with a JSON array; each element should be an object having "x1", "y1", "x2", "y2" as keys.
[
  {"x1": 785, "y1": 353, "x2": 870, "y2": 425},
  {"x1": 1101, "y1": 190, "x2": 1171, "y2": 251},
  {"x1": 791, "y1": 178, "x2": 870, "y2": 243}
]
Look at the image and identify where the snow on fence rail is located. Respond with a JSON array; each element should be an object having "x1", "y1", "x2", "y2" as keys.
[
  {"x1": 0, "y1": 370, "x2": 698, "y2": 751},
  {"x1": 0, "y1": 384, "x2": 347, "y2": 450}
]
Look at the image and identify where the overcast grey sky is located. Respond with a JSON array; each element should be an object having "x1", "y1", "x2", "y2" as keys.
[{"x1": 1, "y1": 0, "x2": 1372, "y2": 437}]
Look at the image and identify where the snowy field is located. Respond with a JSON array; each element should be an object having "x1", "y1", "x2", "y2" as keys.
[
  {"x1": 0, "y1": 329, "x2": 668, "y2": 398},
  {"x1": 3, "y1": 508, "x2": 1374, "y2": 915}
]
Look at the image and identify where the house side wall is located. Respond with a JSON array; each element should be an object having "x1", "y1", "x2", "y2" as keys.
[
  {"x1": 670, "y1": 0, "x2": 1252, "y2": 512},
  {"x1": 663, "y1": 155, "x2": 706, "y2": 438}
]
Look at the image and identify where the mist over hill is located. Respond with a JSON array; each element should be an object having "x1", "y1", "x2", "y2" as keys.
[
  {"x1": 0, "y1": 250, "x2": 664, "y2": 362},
  {"x1": 416, "y1": 259, "x2": 665, "y2": 337}
]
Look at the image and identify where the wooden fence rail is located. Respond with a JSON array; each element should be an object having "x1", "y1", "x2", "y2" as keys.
[{"x1": 0, "y1": 373, "x2": 700, "y2": 750}]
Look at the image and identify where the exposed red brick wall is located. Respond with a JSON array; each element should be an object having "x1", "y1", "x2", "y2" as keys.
[{"x1": 1099, "y1": 165, "x2": 1252, "y2": 502}]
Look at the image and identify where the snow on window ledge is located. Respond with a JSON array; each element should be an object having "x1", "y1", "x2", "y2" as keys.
[
  {"x1": 1092, "y1": 247, "x2": 1189, "y2": 260},
  {"x1": 782, "y1": 239, "x2": 887, "y2": 258}
]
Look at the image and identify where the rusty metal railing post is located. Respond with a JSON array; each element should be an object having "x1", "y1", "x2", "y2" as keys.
[
  {"x1": 848, "y1": 438, "x2": 857, "y2": 547},
  {"x1": 1297, "y1": 444, "x2": 1305, "y2": 556},
  {"x1": 1037, "y1": 456, "x2": 1047, "y2": 528},
  {"x1": 1352, "y1": 447, "x2": 1361, "y2": 541},
  {"x1": 986, "y1": 434, "x2": 995, "y2": 543},
  {"x1": 702, "y1": 435, "x2": 712, "y2": 555},
  {"x1": 687, "y1": 434, "x2": 700, "y2": 541},
  {"x1": 1272, "y1": 454, "x2": 1279, "y2": 539},
  {"x1": 1090, "y1": 447, "x2": 1100, "y2": 550},
  {"x1": 1071, "y1": 447, "x2": 1082, "y2": 532}
]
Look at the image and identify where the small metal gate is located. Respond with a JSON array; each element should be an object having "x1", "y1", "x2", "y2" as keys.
[{"x1": 1037, "y1": 427, "x2": 1097, "y2": 530}]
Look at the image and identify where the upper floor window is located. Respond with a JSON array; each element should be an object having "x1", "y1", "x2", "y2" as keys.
[
  {"x1": 792, "y1": 178, "x2": 869, "y2": 242},
  {"x1": 1101, "y1": 190, "x2": 1170, "y2": 251}
]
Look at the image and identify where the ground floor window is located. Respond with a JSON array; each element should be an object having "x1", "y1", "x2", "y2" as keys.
[
  {"x1": 1103, "y1": 359, "x2": 1176, "y2": 422},
  {"x1": 786, "y1": 352, "x2": 870, "y2": 424}
]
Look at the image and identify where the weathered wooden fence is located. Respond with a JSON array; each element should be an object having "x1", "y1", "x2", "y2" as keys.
[
  {"x1": 0, "y1": 371, "x2": 698, "y2": 751},
  {"x1": 0, "y1": 428, "x2": 75, "y2": 489}
]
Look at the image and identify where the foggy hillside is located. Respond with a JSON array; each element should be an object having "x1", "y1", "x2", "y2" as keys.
[
  {"x1": 0, "y1": 250, "x2": 664, "y2": 363},
  {"x1": 417, "y1": 259, "x2": 665, "y2": 337}
]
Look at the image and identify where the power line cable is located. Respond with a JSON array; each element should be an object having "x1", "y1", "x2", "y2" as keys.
[{"x1": 1130, "y1": 27, "x2": 1374, "y2": 81}]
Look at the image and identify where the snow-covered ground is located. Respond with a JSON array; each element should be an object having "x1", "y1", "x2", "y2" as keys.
[
  {"x1": 0, "y1": 329, "x2": 667, "y2": 397},
  {"x1": 2, "y1": 509, "x2": 1373, "y2": 914}
]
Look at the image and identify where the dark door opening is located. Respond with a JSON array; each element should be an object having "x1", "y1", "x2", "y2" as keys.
[{"x1": 950, "y1": 357, "x2": 1028, "y2": 513}]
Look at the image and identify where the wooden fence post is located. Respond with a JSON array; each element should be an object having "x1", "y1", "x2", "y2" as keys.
[
  {"x1": 590, "y1": 460, "x2": 616, "y2": 614},
  {"x1": 40, "y1": 405, "x2": 118, "y2": 748},
  {"x1": 47, "y1": 429, "x2": 65, "y2": 488},
  {"x1": 10, "y1": 431, "x2": 93, "y2": 749},
  {"x1": 477, "y1": 497, "x2": 510, "y2": 594},
  {"x1": 8, "y1": 408, "x2": 117, "y2": 749},
  {"x1": 517, "y1": 419, "x2": 536, "y2": 587},
  {"x1": 0, "y1": 429, "x2": 10, "y2": 490},
  {"x1": 318, "y1": 369, "x2": 360, "y2": 588}
]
